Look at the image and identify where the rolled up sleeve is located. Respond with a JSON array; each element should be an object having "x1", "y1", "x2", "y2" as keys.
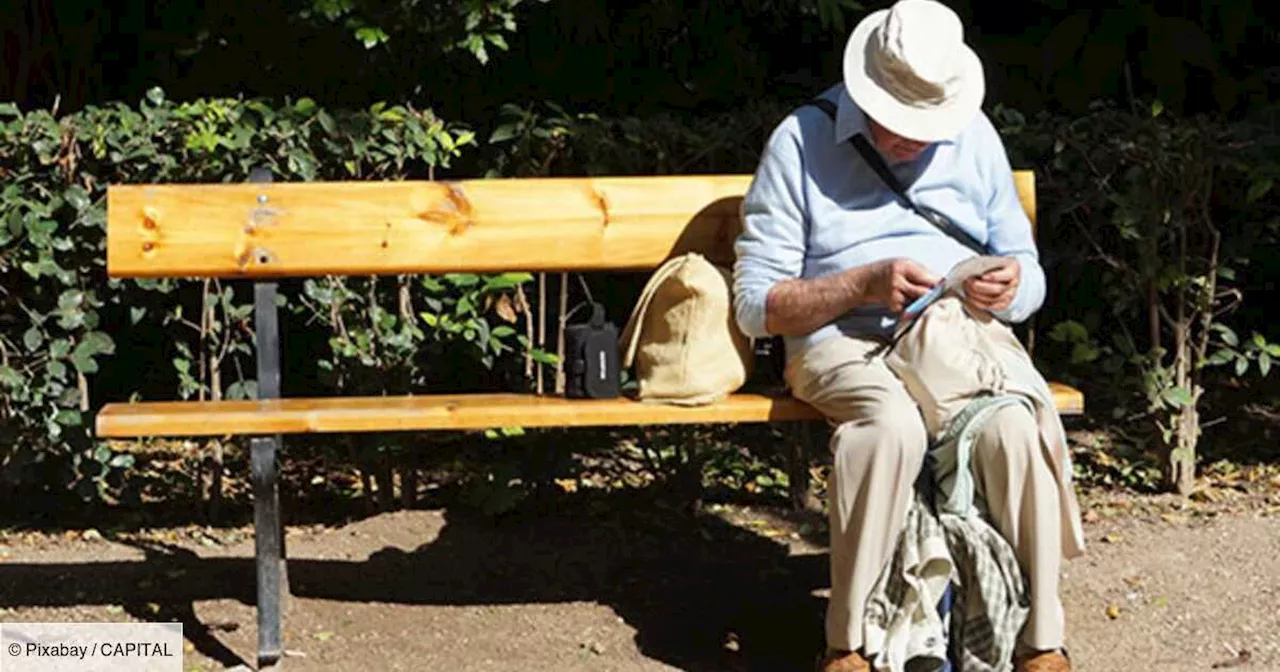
[
  {"x1": 980, "y1": 121, "x2": 1045, "y2": 324},
  {"x1": 733, "y1": 120, "x2": 808, "y2": 338}
]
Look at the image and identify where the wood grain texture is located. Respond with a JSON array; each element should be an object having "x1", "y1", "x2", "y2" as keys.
[
  {"x1": 1013, "y1": 170, "x2": 1036, "y2": 232},
  {"x1": 96, "y1": 392, "x2": 821, "y2": 437},
  {"x1": 96, "y1": 381, "x2": 1084, "y2": 438},
  {"x1": 105, "y1": 171, "x2": 1039, "y2": 279},
  {"x1": 106, "y1": 175, "x2": 752, "y2": 278},
  {"x1": 1050, "y1": 381, "x2": 1084, "y2": 415}
]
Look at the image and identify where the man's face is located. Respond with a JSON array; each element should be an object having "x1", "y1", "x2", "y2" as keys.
[{"x1": 868, "y1": 117, "x2": 930, "y2": 163}]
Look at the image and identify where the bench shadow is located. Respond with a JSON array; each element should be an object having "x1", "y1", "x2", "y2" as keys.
[{"x1": 0, "y1": 487, "x2": 830, "y2": 671}]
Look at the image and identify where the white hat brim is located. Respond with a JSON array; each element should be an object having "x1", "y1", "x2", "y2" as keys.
[{"x1": 842, "y1": 9, "x2": 985, "y2": 143}]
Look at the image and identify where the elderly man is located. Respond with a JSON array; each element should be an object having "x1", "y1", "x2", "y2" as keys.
[{"x1": 732, "y1": 1, "x2": 1084, "y2": 671}]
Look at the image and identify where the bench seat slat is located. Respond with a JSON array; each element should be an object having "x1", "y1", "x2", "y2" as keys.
[{"x1": 95, "y1": 383, "x2": 1084, "y2": 438}]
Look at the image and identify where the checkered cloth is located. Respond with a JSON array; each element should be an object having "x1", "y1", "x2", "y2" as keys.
[
  {"x1": 940, "y1": 505, "x2": 1031, "y2": 671},
  {"x1": 863, "y1": 493, "x2": 1029, "y2": 672}
]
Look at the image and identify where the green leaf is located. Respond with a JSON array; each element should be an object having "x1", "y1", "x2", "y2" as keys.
[
  {"x1": 446, "y1": 273, "x2": 480, "y2": 287},
  {"x1": 64, "y1": 185, "x2": 90, "y2": 212},
  {"x1": 48, "y1": 360, "x2": 67, "y2": 380},
  {"x1": 24, "y1": 327, "x2": 43, "y2": 352},
  {"x1": 145, "y1": 87, "x2": 165, "y2": 106},
  {"x1": 58, "y1": 312, "x2": 85, "y2": 331},
  {"x1": 1049, "y1": 320, "x2": 1088, "y2": 343},
  {"x1": 1252, "y1": 332, "x2": 1267, "y2": 349},
  {"x1": 465, "y1": 9, "x2": 483, "y2": 31},
  {"x1": 226, "y1": 380, "x2": 259, "y2": 400},
  {"x1": 0, "y1": 365, "x2": 23, "y2": 388},
  {"x1": 1260, "y1": 352, "x2": 1272, "y2": 377},
  {"x1": 489, "y1": 124, "x2": 521, "y2": 144},
  {"x1": 55, "y1": 410, "x2": 82, "y2": 427},
  {"x1": 1151, "y1": 100, "x2": 1164, "y2": 117},
  {"x1": 1070, "y1": 342, "x2": 1100, "y2": 364},
  {"x1": 491, "y1": 326, "x2": 516, "y2": 338},
  {"x1": 318, "y1": 110, "x2": 338, "y2": 136},
  {"x1": 58, "y1": 289, "x2": 85, "y2": 310},
  {"x1": 1247, "y1": 178, "x2": 1273, "y2": 203},
  {"x1": 294, "y1": 98, "x2": 316, "y2": 116},
  {"x1": 130, "y1": 307, "x2": 147, "y2": 324},
  {"x1": 484, "y1": 272, "x2": 534, "y2": 290},
  {"x1": 354, "y1": 26, "x2": 389, "y2": 49},
  {"x1": 26, "y1": 218, "x2": 57, "y2": 240},
  {"x1": 1205, "y1": 348, "x2": 1234, "y2": 366},
  {"x1": 1161, "y1": 386, "x2": 1193, "y2": 408},
  {"x1": 1214, "y1": 324, "x2": 1239, "y2": 347},
  {"x1": 109, "y1": 453, "x2": 136, "y2": 469},
  {"x1": 173, "y1": 358, "x2": 190, "y2": 374},
  {"x1": 79, "y1": 332, "x2": 116, "y2": 357},
  {"x1": 71, "y1": 352, "x2": 99, "y2": 375},
  {"x1": 50, "y1": 339, "x2": 71, "y2": 359},
  {"x1": 530, "y1": 350, "x2": 560, "y2": 365},
  {"x1": 1235, "y1": 356, "x2": 1249, "y2": 377},
  {"x1": 486, "y1": 33, "x2": 509, "y2": 51}
]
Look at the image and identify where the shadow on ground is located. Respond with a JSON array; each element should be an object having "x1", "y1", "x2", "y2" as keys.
[{"x1": 0, "y1": 486, "x2": 831, "y2": 671}]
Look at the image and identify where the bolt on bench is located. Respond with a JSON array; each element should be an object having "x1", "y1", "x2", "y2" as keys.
[{"x1": 95, "y1": 169, "x2": 1083, "y2": 669}]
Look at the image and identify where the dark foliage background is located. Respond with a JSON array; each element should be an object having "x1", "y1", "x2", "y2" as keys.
[{"x1": 2, "y1": 0, "x2": 1278, "y2": 504}]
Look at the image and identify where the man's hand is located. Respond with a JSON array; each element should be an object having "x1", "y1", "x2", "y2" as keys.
[
  {"x1": 762, "y1": 258, "x2": 938, "y2": 336},
  {"x1": 866, "y1": 258, "x2": 940, "y2": 314},
  {"x1": 963, "y1": 257, "x2": 1021, "y2": 313}
]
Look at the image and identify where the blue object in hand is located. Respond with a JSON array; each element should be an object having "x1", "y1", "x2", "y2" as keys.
[{"x1": 903, "y1": 283, "x2": 945, "y2": 319}]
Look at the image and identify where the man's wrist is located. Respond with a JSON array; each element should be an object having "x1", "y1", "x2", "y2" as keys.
[{"x1": 840, "y1": 265, "x2": 873, "y2": 311}]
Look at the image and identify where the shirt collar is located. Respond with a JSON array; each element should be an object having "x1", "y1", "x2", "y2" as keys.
[{"x1": 834, "y1": 90, "x2": 866, "y2": 146}]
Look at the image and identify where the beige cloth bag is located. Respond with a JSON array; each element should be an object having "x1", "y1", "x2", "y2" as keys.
[
  {"x1": 883, "y1": 295, "x2": 1086, "y2": 558},
  {"x1": 883, "y1": 297, "x2": 1012, "y2": 437},
  {"x1": 619, "y1": 252, "x2": 754, "y2": 405}
]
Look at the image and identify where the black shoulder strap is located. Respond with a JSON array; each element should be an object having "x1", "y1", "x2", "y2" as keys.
[
  {"x1": 801, "y1": 98, "x2": 988, "y2": 256},
  {"x1": 804, "y1": 98, "x2": 911, "y2": 202}
]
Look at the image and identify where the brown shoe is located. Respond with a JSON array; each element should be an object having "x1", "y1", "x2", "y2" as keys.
[
  {"x1": 817, "y1": 649, "x2": 871, "y2": 672},
  {"x1": 1015, "y1": 650, "x2": 1072, "y2": 672}
]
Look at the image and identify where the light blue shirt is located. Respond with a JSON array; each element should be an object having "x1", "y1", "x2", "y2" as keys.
[{"x1": 732, "y1": 83, "x2": 1045, "y2": 357}]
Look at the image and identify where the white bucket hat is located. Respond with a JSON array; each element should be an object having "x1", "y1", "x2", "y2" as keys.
[{"x1": 842, "y1": 0, "x2": 985, "y2": 142}]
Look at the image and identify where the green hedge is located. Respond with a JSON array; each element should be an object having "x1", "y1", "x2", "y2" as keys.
[
  {"x1": 996, "y1": 102, "x2": 1280, "y2": 490},
  {"x1": 0, "y1": 89, "x2": 552, "y2": 500},
  {"x1": 3, "y1": 91, "x2": 1278, "y2": 500}
]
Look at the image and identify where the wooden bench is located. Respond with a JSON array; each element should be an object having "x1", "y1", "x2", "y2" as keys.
[{"x1": 95, "y1": 168, "x2": 1083, "y2": 669}]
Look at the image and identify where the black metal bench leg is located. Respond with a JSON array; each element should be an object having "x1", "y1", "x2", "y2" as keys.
[
  {"x1": 279, "y1": 475, "x2": 290, "y2": 599},
  {"x1": 252, "y1": 435, "x2": 284, "y2": 669},
  {"x1": 246, "y1": 187, "x2": 287, "y2": 669}
]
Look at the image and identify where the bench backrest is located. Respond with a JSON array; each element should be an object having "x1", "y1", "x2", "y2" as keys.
[{"x1": 105, "y1": 172, "x2": 1036, "y2": 278}]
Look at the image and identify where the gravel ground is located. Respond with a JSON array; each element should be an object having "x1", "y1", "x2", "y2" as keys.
[{"x1": 2, "y1": 491, "x2": 1279, "y2": 671}]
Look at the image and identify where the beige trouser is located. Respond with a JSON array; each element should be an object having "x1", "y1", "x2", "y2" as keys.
[{"x1": 786, "y1": 334, "x2": 1065, "y2": 655}]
